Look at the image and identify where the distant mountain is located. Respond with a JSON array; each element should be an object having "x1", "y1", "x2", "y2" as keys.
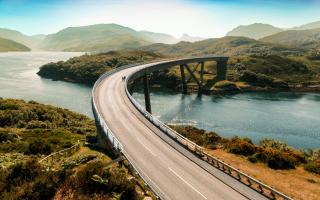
[
  {"x1": 40, "y1": 24, "x2": 183, "y2": 52},
  {"x1": 179, "y1": 34, "x2": 205, "y2": 42},
  {"x1": 226, "y1": 23, "x2": 283, "y2": 39},
  {"x1": 139, "y1": 31, "x2": 177, "y2": 44},
  {"x1": 260, "y1": 28, "x2": 320, "y2": 49},
  {"x1": 139, "y1": 36, "x2": 302, "y2": 57},
  {"x1": 0, "y1": 28, "x2": 42, "y2": 50},
  {"x1": 0, "y1": 37, "x2": 30, "y2": 52},
  {"x1": 293, "y1": 21, "x2": 320, "y2": 30}
]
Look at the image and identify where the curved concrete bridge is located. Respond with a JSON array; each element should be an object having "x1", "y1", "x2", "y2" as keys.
[{"x1": 92, "y1": 57, "x2": 291, "y2": 200}]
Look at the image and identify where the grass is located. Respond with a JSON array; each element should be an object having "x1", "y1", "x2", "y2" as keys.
[
  {"x1": 209, "y1": 149, "x2": 320, "y2": 200},
  {"x1": 0, "y1": 98, "x2": 154, "y2": 200}
]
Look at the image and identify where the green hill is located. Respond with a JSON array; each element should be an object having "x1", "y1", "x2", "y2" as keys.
[
  {"x1": 40, "y1": 24, "x2": 180, "y2": 52},
  {"x1": 37, "y1": 50, "x2": 166, "y2": 85},
  {"x1": 139, "y1": 30, "x2": 178, "y2": 44},
  {"x1": 0, "y1": 28, "x2": 42, "y2": 50},
  {"x1": 260, "y1": 28, "x2": 320, "y2": 49},
  {"x1": 0, "y1": 37, "x2": 30, "y2": 52},
  {"x1": 0, "y1": 98, "x2": 151, "y2": 200},
  {"x1": 139, "y1": 36, "x2": 303, "y2": 56},
  {"x1": 226, "y1": 23, "x2": 283, "y2": 39}
]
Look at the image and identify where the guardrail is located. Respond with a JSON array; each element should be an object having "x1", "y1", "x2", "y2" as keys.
[
  {"x1": 91, "y1": 62, "x2": 168, "y2": 200},
  {"x1": 123, "y1": 60, "x2": 293, "y2": 200}
]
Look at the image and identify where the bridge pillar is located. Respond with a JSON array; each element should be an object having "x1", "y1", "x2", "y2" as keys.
[
  {"x1": 199, "y1": 62, "x2": 204, "y2": 95},
  {"x1": 179, "y1": 65, "x2": 187, "y2": 94},
  {"x1": 216, "y1": 58, "x2": 229, "y2": 81},
  {"x1": 143, "y1": 74, "x2": 152, "y2": 113}
]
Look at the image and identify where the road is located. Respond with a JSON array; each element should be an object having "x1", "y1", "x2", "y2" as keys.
[{"x1": 94, "y1": 62, "x2": 267, "y2": 200}]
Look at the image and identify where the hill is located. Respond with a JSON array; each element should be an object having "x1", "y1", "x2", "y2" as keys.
[
  {"x1": 293, "y1": 21, "x2": 320, "y2": 30},
  {"x1": 226, "y1": 23, "x2": 283, "y2": 39},
  {"x1": 260, "y1": 28, "x2": 320, "y2": 49},
  {"x1": 40, "y1": 24, "x2": 182, "y2": 52},
  {"x1": 0, "y1": 28, "x2": 42, "y2": 50},
  {"x1": 37, "y1": 50, "x2": 166, "y2": 85},
  {"x1": 179, "y1": 34, "x2": 205, "y2": 42},
  {"x1": 0, "y1": 37, "x2": 30, "y2": 52},
  {"x1": 0, "y1": 98, "x2": 153, "y2": 200},
  {"x1": 139, "y1": 36, "x2": 304, "y2": 56},
  {"x1": 139, "y1": 30, "x2": 177, "y2": 44}
]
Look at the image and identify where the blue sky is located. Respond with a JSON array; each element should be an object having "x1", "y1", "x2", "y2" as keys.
[{"x1": 0, "y1": 0, "x2": 320, "y2": 37}]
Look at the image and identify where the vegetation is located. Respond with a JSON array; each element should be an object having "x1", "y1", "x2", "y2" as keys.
[
  {"x1": 0, "y1": 37, "x2": 30, "y2": 52},
  {"x1": 38, "y1": 50, "x2": 166, "y2": 85},
  {"x1": 170, "y1": 125, "x2": 319, "y2": 172},
  {"x1": 226, "y1": 23, "x2": 283, "y2": 39},
  {"x1": 0, "y1": 98, "x2": 151, "y2": 200},
  {"x1": 261, "y1": 28, "x2": 320, "y2": 49},
  {"x1": 40, "y1": 24, "x2": 180, "y2": 52}
]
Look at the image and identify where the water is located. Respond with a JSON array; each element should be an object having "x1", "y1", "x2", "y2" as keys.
[
  {"x1": 0, "y1": 52, "x2": 93, "y2": 117},
  {"x1": 133, "y1": 90, "x2": 320, "y2": 149},
  {"x1": 1, "y1": 52, "x2": 319, "y2": 149}
]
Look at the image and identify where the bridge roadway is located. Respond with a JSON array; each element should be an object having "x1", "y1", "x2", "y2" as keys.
[{"x1": 94, "y1": 60, "x2": 267, "y2": 200}]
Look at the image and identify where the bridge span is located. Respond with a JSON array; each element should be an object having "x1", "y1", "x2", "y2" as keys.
[{"x1": 92, "y1": 57, "x2": 291, "y2": 200}]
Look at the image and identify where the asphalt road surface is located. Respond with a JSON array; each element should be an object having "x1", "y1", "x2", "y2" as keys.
[{"x1": 94, "y1": 62, "x2": 267, "y2": 200}]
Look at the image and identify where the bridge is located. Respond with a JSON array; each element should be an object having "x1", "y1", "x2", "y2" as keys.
[{"x1": 92, "y1": 57, "x2": 291, "y2": 200}]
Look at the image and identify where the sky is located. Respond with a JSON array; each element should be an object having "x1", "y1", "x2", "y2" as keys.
[{"x1": 0, "y1": 0, "x2": 320, "y2": 38}]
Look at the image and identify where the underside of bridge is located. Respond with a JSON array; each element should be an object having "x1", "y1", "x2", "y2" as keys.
[{"x1": 133, "y1": 57, "x2": 229, "y2": 113}]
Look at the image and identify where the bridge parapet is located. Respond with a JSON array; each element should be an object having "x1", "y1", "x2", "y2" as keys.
[
  {"x1": 124, "y1": 57, "x2": 292, "y2": 200},
  {"x1": 92, "y1": 57, "x2": 292, "y2": 200}
]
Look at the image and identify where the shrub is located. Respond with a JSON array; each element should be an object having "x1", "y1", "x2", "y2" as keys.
[
  {"x1": 6, "y1": 158, "x2": 41, "y2": 188},
  {"x1": 304, "y1": 161, "x2": 320, "y2": 175},
  {"x1": 254, "y1": 148, "x2": 297, "y2": 169},
  {"x1": 239, "y1": 70, "x2": 274, "y2": 86},
  {"x1": 26, "y1": 139, "x2": 52, "y2": 155},
  {"x1": 226, "y1": 137, "x2": 257, "y2": 156},
  {"x1": 213, "y1": 80, "x2": 239, "y2": 91}
]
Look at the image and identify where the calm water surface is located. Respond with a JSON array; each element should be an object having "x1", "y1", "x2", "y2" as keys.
[
  {"x1": 133, "y1": 90, "x2": 320, "y2": 149},
  {"x1": 0, "y1": 52, "x2": 93, "y2": 117},
  {"x1": 1, "y1": 52, "x2": 319, "y2": 149}
]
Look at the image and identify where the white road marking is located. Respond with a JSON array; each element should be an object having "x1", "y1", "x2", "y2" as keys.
[
  {"x1": 168, "y1": 167, "x2": 208, "y2": 200},
  {"x1": 137, "y1": 138, "x2": 157, "y2": 156}
]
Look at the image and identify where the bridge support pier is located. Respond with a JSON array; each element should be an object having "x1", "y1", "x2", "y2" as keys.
[
  {"x1": 143, "y1": 74, "x2": 152, "y2": 113},
  {"x1": 179, "y1": 65, "x2": 187, "y2": 94},
  {"x1": 216, "y1": 58, "x2": 228, "y2": 81}
]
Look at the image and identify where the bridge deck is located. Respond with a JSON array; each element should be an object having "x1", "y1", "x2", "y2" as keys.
[{"x1": 94, "y1": 61, "x2": 267, "y2": 200}]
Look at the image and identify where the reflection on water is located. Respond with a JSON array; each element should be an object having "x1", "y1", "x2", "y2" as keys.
[
  {"x1": 1, "y1": 52, "x2": 319, "y2": 149},
  {"x1": 0, "y1": 52, "x2": 93, "y2": 117},
  {"x1": 133, "y1": 90, "x2": 320, "y2": 149}
]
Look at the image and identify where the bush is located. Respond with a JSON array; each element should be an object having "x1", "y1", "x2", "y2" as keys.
[
  {"x1": 254, "y1": 148, "x2": 297, "y2": 169},
  {"x1": 304, "y1": 161, "x2": 320, "y2": 174},
  {"x1": 26, "y1": 139, "x2": 52, "y2": 155},
  {"x1": 239, "y1": 70, "x2": 274, "y2": 86},
  {"x1": 226, "y1": 137, "x2": 257, "y2": 156},
  {"x1": 6, "y1": 158, "x2": 41, "y2": 188}
]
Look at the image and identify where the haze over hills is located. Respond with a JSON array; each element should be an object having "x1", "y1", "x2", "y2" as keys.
[
  {"x1": 0, "y1": 28, "x2": 42, "y2": 50},
  {"x1": 226, "y1": 21, "x2": 320, "y2": 39},
  {"x1": 139, "y1": 36, "x2": 303, "y2": 57},
  {"x1": 261, "y1": 28, "x2": 320, "y2": 49},
  {"x1": 0, "y1": 37, "x2": 30, "y2": 52},
  {"x1": 0, "y1": 21, "x2": 319, "y2": 53},
  {"x1": 226, "y1": 23, "x2": 283, "y2": 40}
]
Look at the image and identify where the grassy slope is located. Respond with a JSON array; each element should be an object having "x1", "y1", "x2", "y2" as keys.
[
  {"x1": 139, "y1": 36, "x2": 304, "y2": 56},
  {"x1": 0, "y1": 37, "x2": 30, "y2": 52},
  {"x1": 0, "y1": 98, "x2": 152, "y2": 200},
  {"x1": 260, "y1": 28, "x2": 320, "y2": 49},
  {"x1": 226, "y1": 23, "x2": 283, "y2": 39},
  {"x1": 40, "y1": 24, "x2": 152, "y2": 52},
  {"x1": 37, "y1": 50, "x2": 167, "y2": 85},
  {"x1": 37, "y1": 36, "x2": 320, "y2": 90},
  {"x1": 170, "y1": 125, "x2": 320, "y2": 200}
]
